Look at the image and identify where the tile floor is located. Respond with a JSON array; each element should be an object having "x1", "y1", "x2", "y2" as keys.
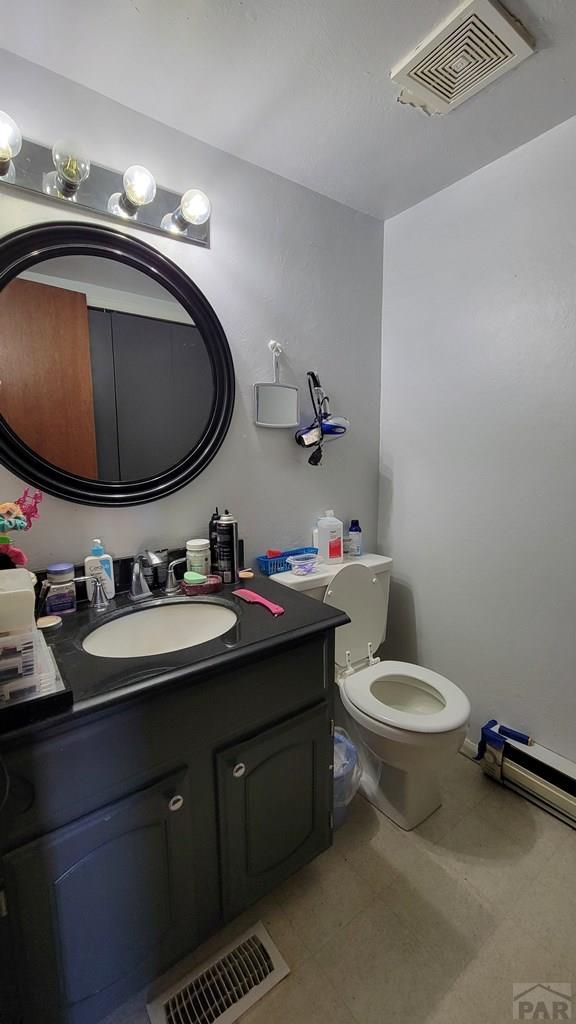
[{"x1": 104, "y1": 754, "x2": 576, "y2": 1024}]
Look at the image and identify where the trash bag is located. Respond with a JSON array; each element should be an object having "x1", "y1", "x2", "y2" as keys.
[{"x1": 333, "y1": 727, "x2": 362, "y2": 829}]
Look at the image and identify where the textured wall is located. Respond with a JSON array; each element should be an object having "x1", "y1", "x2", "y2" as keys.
[
  {"x1": 0, "y1": 54, "x2": 383, "y2": 569},
  {"x1": 380, "y1": 116, "x2": 576, "y2": 760}
]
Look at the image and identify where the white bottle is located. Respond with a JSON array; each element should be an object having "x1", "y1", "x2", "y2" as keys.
[
  {"x1": 317, "y1": 510, "x2": 344, "y2": 563},
  {"x1": 85, "y1": 539, "x2": 115, "y2": 600}
]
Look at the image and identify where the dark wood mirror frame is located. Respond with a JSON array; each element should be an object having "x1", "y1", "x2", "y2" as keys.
[{"x1": 0, "y1": 222, "x2": 235, "y2": 506}]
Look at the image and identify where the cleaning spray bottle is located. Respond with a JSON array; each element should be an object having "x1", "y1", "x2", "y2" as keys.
[{"x1": 84, "y1": 539, "x2": 115, "y2": 600}]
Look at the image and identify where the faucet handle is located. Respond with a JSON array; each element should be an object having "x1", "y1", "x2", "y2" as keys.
[
  {"x1": 90, "y1": 577, "x2": 109, "y2": 612},
  {"x1": 74, "y1": 574, "x2": 110, "y2": 611},
  {"x1": 165, "y1": 557, "x2": 187, "y2": 597}
]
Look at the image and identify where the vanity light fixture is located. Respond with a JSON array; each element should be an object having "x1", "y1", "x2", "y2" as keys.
[
  {"x1": 0, "y1": 122, "x2": 210, "y2": 247},
  {"x1": 161, "y1": 188, "x2": 211, "y2": 234},
  {"x1": 0, "y1": 110, "x2": 22, "y2": 182},
  {"x1": 107, "y1": 164, "x2": 157, "y2": 219},
  {"x1": 42, "y1": 138, "x2": 90, "y2": 200}
]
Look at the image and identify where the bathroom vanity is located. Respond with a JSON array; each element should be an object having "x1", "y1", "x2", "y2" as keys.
[
  {"x1": 0, "y1": 580, "x2": 348, "y2": 1024},
  {"x1": 0, "y1": 220, "x2": 351, "y2": 1024}
]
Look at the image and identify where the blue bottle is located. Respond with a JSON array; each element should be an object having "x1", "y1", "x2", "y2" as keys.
[{"x1": 348, "y1": 519, "x2": 362, "y2": 557}]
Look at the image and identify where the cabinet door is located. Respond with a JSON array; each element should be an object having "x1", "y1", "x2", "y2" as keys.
[
  {"x1": 217, "y1": 704, "x2": 332, "y2": 918},
  {"x1": 3, "y1": 769, "x2": 197, "y2": 1024}
]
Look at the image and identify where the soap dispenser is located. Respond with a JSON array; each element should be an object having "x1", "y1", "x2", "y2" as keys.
[{"x1": 84, "y1": 539, "x2": 115, "y2": 600}]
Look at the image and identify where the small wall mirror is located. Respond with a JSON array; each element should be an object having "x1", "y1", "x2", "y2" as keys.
[
  {"x1": 254, "y1": 384, "x2": 299, "y2": 428},
  {"x1": 0, "y1": 223, "x2": 235, "y2": 506},
  {"x1": 254, "y1": 340, "x2": 299, "y2": 428}
]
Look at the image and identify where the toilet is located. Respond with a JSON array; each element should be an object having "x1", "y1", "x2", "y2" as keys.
[{"x1": 275, "y1": 555, "x2": 471, "y2": 830}]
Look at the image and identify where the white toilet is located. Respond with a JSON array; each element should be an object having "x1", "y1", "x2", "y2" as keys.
[{"x1": 275, "y1": 555, "x2": 471, "y2": 830}]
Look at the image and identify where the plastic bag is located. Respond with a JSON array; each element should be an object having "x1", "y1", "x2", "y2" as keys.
[{"x1": 333, "y1": 727, "x2": 362, "y2": 810}]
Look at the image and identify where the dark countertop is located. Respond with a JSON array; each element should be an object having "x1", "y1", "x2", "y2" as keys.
[{"x1": 1, "y1": 576, "x2": 348, "y2": 744}]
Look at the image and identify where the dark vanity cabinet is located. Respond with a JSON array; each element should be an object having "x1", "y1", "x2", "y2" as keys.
[
  {"x1": 217, "y1": 704, "x2": 331, "y2": 918},
  {"x1": 0, "y1": 636, "x2": 334, "y2": 1024},
  {"x1": 3, "y1": 770, "x2": 199, "y2": 1024}
]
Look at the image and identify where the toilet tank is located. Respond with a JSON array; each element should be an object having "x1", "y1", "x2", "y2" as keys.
[{"x1": 272, "y1": 553, "x2": 393, "y2": 641}]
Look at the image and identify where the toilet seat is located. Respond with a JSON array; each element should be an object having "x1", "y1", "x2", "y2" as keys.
[
  {"x1": 323, "y1": 564, "x2": 470, "y2": 736},
  {"x1": 341, "y1": 660, "x2": 471, "y2": 734}
]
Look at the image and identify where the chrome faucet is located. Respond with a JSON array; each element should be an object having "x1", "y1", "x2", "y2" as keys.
[{"x1": 129, "y1": 550, "x2": 163, "y2": 601}]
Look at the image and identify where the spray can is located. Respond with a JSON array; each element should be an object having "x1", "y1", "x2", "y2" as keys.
[
  {"x1": 216, "y1": 510, "x2": 239, "y2": 584},
  {"x1": 209, "y1": 507, "x2": 220, "y2": 573}
]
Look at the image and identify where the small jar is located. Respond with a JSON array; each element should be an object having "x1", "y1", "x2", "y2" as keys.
[
  {"x1": 186, "y1": 539, "x2": 210, "y2": 576},
  {"x1": 46, "y1": 562, "x2": 76, "y2": 615}
]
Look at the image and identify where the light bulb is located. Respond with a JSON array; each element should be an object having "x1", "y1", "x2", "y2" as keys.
[
  {"x1": 161, "y1": 187, "x2": 211, "y2": 234},
  {"x1": 180, "y1": 188, "x2": 211, "y2": 225},
  {"x1": 47, "y1": 138, "x2": 90, "y2": 197},
  {"x1": 107, "y1": 165, "x2": 156, "y2": 219},
  {"x1": 0, "y1": 111, "x2": 22, "y2": 177},
  {"x1": 123, "y1": 165, "x2": 156, "y2": 206}
]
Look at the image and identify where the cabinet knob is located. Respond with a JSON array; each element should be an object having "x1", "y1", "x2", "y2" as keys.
[
  {"x1": 232, "y1": 762, "x2": 246, "y2": 779},
  {"x1": 169, "y1": 794, "x2": 184, "y2": 812}
]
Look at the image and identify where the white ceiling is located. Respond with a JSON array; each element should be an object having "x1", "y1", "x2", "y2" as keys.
[{"x1": 3, "y1": 0, "x2": 576, "y2": 219}]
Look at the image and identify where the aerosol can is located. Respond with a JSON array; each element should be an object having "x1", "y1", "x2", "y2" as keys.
[
  {"x1": 209, "y1": 507, "x2": 220, "y2": 573},
  {"x1": 216, "y1": 510, "x2": 239, "y2": 584}
]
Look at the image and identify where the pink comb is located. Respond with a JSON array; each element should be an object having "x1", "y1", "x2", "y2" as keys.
[{"x1": 233, "y1": 589, "x2": 285, "y2": 617}]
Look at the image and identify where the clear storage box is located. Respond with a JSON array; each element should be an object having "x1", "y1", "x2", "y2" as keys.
[{"x1": 0, "y1": 627, "x2": 58, "y2": 703}]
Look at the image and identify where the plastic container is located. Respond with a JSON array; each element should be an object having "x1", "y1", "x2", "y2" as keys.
[
  {"x1": 0, "y1": 568, "x2": 35, "y2": 632},
  {"x1": 286, "y1": 553, "x2": 322, "y2": 576},
  {"x1": 186, "y1": 539, "x2": 211, "y2": 576},
  {"x1": 256, "y1": 547, "x2": 318, "y2": 576},
  {"x1": 0, "y1": 629, "x2": 72, "y2": 733},
  {"x1": 317, "y1": 510, "x2": 344, "y2": 564},
  {"x1": 0, "y1": 627, "x2": 55, "y2": 700},
  {"x1": 333, "y1": 727, "x2": 362, "y2": 830},
  {"x1": 46, "y1": 563, "x2": 76, "y2": 615},
  {"x1": 348, "y1": 519, "x2": 362, "y2": 557}
]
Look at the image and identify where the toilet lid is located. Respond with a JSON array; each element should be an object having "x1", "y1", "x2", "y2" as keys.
[{"x1": 323, "y1": 563, "x2": 386, "y2": 668}]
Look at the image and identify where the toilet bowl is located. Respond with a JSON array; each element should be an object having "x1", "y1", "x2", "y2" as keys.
[
  {"x1": 275, "y1": 557, "x2": 471, "y2": 830},
  {"x1": 338, "y1": 660, "x2": 470, "y2": 829}
]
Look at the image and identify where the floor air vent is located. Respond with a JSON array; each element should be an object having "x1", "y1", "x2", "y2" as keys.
[
  {"x1": 391, "y1": 0, "x2": 534, "y2": 114},
  {"x1": 147, "y1": 923, "x2": 290, "y2": 1024}
]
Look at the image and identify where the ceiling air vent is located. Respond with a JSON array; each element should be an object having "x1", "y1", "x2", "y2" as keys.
[
  {"x1": 391, "y1": 0, "x2": 534, "y2": 114},
  {"x1": 147, "y1": 923, "x2": 290, "y2": 1024}
]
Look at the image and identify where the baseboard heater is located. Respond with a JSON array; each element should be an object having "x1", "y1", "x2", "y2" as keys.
[{"x1": 468, "y1": 729, "x2": 576, "y2": 829}]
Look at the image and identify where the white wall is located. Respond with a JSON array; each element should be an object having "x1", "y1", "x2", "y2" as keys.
[
  {"x1": 0, "y1": 51, "x2": 383, "y2": 569},
  {"x1": 380, "y1": 116, "x2": 576, "y2": 761}
]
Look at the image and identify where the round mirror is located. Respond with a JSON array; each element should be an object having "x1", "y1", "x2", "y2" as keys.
[{"x1": 0, "y1": 223, "x2": 235, "y2": 505}]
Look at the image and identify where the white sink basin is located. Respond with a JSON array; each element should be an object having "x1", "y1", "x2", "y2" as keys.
[{"x1": 83, "y1": 601, "x2": 238, "y2": 659}]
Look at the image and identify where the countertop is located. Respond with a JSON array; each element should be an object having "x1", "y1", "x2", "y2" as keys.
[{"x1": 1, "y1": 576, "x2": 349, "y2": 744}]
